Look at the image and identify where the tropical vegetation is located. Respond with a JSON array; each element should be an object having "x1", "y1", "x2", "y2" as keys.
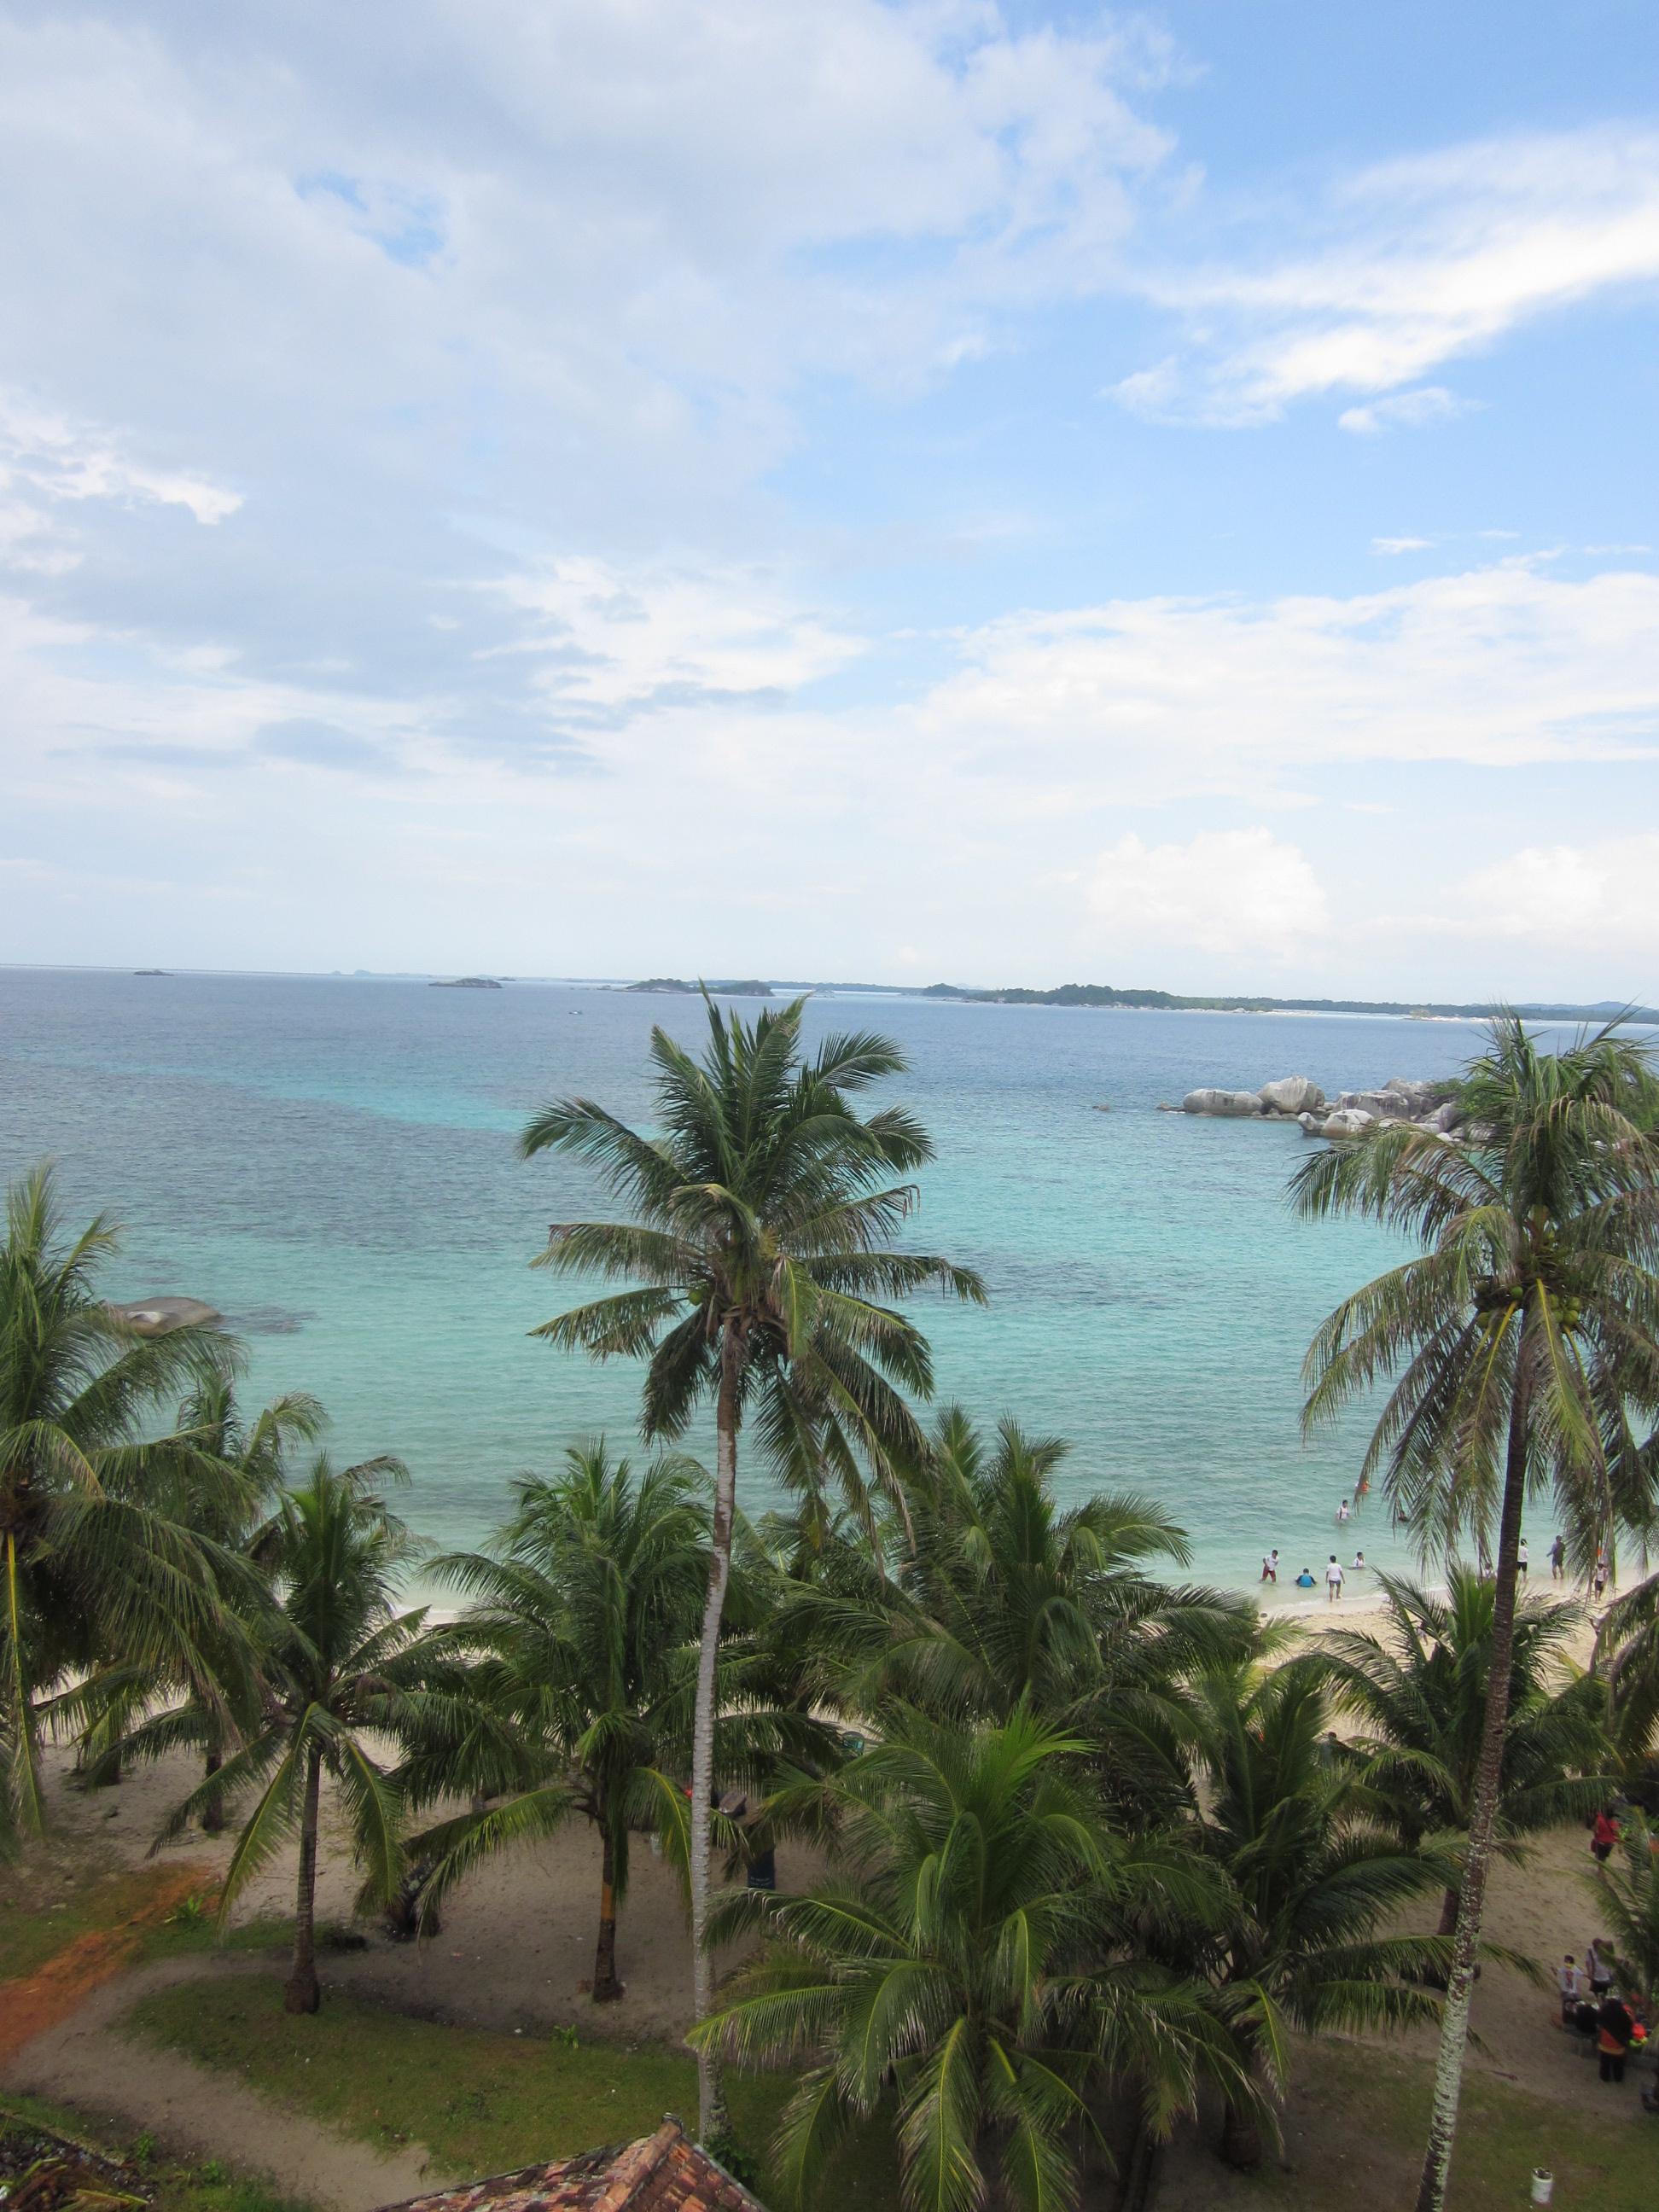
[
  {"x1": 8, "y1": 1010, "x2": 1659, "y2": 2212},
  {"x1": 1295, "y1": 1015, "x2": 1659, "y2": 2212},
  {"x1": 517, "y1": 992, "x2": 985, "y2": 2131}
]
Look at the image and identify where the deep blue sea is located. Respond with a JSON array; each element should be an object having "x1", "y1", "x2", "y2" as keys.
[{"x1": 0, "y1": 968, "x2": 1575, "y2": 1594}]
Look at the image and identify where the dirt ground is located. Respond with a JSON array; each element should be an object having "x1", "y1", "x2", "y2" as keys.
[{"x1": 16, "y1": 1738, "x2": 789, "y2": 2043}]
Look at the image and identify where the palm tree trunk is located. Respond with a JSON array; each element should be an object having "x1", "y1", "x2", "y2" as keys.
[
  {"x1": 284, "y1": 1743, "x2": 323, "y2": 2015},
  {"x1": 202, "y1": 1746, "x2": 225, "y2": 1835},
  {"x1": 1414, "y1": 1355, "x2": 1531, "y2": 2212},
  {"x1": 1221, "y1": 2094, "x2": 1264, "y2": 2172},
  {"x1": 593, "y1": 1826, "x2": 622, "y2": 2002},
  {"x1": 690, "y1": 1324, "x2": 739, "y2": 2144}
]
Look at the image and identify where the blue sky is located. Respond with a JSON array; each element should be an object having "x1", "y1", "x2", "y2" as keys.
[{"x1": 3, "y1": 0, "x2": 1657, "y2": 995}]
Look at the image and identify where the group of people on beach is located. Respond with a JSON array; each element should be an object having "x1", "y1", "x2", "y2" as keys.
[
  {"x1": 1258, "y1": 1501, "x2": 1368, "y2": 1598},
  {"x1": 1558, "y1": 1931, "x2": 1651, "y2": 2087},
  {"x1": 1258, "y1": 1511, "x2": 1615, "y2": 1605}
]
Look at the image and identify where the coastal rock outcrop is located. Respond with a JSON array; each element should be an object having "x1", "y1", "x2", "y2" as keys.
[
  {"x1": 1259, "y1": 1074, "x2": 1324, "y2": 1116},
  {"x1": 1181, "y1": 1087, "x2": 1263, "y2": 1116},
  {"x1": 1179, "y1": 1068, "x2": 1460, "y2": 1141}
]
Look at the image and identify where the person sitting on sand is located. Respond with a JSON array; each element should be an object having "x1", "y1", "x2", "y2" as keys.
[
  {"x1": 1295, "y1": 1567, "x2": 1315, "y2": 1588},
  {"x1": 1325, "y1": 1554, "x2": 1345, "y2": 1602}
]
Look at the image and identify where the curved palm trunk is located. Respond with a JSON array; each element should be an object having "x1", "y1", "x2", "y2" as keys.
[
  {"x1": 689, "y1": 1327, "x2": 739, "y2": 2143},
  {"x1": 593, "y1": 1827, "x2": 621, "y2": 2003},
  {"x1": 284, "y1": 1743, "x2": 323, "y2": 2015},
  {"x1": 1414, "y1": 1359, "x2": 1530, "y2": 2212}
]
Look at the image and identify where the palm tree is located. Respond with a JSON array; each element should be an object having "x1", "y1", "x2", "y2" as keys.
[
  {"x1": 1181, "y1": 1664, "x2": 1451, "y2": 2168},
  {"x1": 159, "y1": 1454, "x2": 444, "y2": 2012},
  {"x1": 520, "y1": 994, "x2": 985, "y2": 2132},
  {"x1": 1294, "y1": 1016, "x2": 1659, "y2": 2212},
  {"x1": 872, "y1": 1409, "x2": 1255, "y2": 1794},
  {"x1": 1303, "y1": 1567, "x2": 1609, "y2": 1933},
  {"x1": 91, "y1": 1377, "x2": 329, "y2": 1828},
  {"x1": 1592, "y1": 1564, "x2": 1659, "y2": 1766},
  {"x1": 405, "y1": 1441, "x2": 826, "y2": 2004},
  {"x1": 695, "y1": 1705, "x2": 1249, "y2": 2212},
  {"x1": 0, "y1": 1163, "x2": 247, "y2": 1854}
]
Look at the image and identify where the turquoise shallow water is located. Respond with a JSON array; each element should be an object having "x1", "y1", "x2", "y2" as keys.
[{"x1": 0, "y1": 969, "x2": 1550, "y2": 1594}]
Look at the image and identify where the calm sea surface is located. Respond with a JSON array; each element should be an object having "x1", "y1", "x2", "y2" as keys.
[{"x1": 0, "y1": 968, "x2": 1572, "y2": 1594}]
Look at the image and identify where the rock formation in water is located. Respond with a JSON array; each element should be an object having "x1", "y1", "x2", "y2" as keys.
[{"x1": 1177, "y1": 1073, "x2": 1459, "y2": 1139}]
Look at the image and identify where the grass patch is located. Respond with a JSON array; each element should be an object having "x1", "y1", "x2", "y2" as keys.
[
  {"x1": 127, "y1": 1973, "x2": 899, "y2": 2208},
  {"x1": 0, "y1": 2091, "x2": 311, "y2": 2212},
  {"x1": 1167, "y1": 2038, "x2": 1659, "y2": 2212}
]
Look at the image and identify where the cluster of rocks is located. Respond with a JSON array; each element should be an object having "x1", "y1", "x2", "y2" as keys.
[{"x1": 1174, "y1": 1074, "x2": 1460, "y2": 1140}]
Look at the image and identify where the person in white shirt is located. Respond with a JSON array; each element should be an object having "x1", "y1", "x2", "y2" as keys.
[
  {"x1": 1325, "y1": 1554, "x2": 1345, "y2": 1602},
  {"x1": 1558, "y1": 1954, "x2": 1585, "y2": 2023},
  {"x1": 1517, "y1": 1537, "x2": 1529, "y2": 1580},
  {"x1": 1336, "y1": 1499, "x2": 1352, "y2": 1523},
  {"x1": 1260, "y1": 1549, "x2": 1278, "y2": 1584},
  {"x1": 1353, "y1": 1549, "x2": 1365, "y2": 1570}
]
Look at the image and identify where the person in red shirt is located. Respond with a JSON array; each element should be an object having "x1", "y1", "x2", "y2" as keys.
[{"x1": 1592, "y1": 1807, "x2": 1621, "y2": 1866}]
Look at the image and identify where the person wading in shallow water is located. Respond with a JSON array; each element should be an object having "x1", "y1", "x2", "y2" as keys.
[{"x1": 1325, "y1": 1554, "x2": 1345, "y2": 1604}]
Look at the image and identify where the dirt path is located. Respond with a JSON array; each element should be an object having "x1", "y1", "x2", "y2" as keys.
[
  {"x1": 0, "y1": 1865, "x2": 206, "y2": 2069},
  {"x1": 1, "y1": 1956, "x2": 441, "y2": 2212}
]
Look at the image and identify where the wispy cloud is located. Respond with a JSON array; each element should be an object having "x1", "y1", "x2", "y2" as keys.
[
  {"x1": 1340, "y1": 387, "x2": 1465, "y2": 436},
  {"x1": 1116, "y1": 127, "x2": 1659, "y2": 425},
  {"x1": 1371, "y1": 535, "x2": 1435, "y2": 556}
]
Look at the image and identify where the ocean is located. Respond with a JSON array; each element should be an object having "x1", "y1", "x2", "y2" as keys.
[{"x1": 0, "y1": 967, "x2": 1557, "y2": 1595}]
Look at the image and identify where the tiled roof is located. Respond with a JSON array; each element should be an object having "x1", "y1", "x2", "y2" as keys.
[{"x1": 378, "y1": 2118, "x2": 767, "y2": 2212}]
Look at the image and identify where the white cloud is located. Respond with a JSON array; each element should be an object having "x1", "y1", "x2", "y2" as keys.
[
  {"x1": 0, "y1": 391, "x2": 240, "y2": 526},
  {"x1": 922, "y1": 560, "x2": 1659, "y2": 778},
  {"x1": 486, "y1": 558, "x2": 863, "y2": 715},
  {"x1": 1450, "y1": 836, "x2": 1659, "y2": 955},
  {"x1": 1085, "y1": 828, "x2": 1326, "y2": 957},
  {"x1": 1121, "y1": 127, "x2": 1659, "y2": 423},
  {"x1": 1371, "y1": 535, "x2": 1435, "y2": 555},
  {"x1": 1340, "y1": 387, "x2": 1464, "y2": 436}
]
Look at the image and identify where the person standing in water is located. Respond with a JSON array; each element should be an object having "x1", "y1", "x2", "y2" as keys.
[
  {"x1": 1551, "y1": 1534, "x2": 1566, "y2": 1580},
  {"x1": 1336, "y1": 1498, "x2": 1352, "y2": 1523}
]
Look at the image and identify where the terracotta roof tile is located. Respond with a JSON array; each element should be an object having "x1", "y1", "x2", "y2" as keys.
[{"x1": 376, "y1": 2119, "x2": 767, "y2": 2212}]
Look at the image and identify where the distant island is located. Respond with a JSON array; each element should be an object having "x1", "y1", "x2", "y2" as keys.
[
  {"x1": 132, "y1": 968, "x2": 171, "y2": 977},
  {"x1": 622, "y1": 977, "x2": 775, "y2": 997},
  {"x1": 616, "y1": 975, "x2": 1656, "y2": 1022},
  {"x1": 429, "y1": 975, "x2": 504, "y2": 990},
  {"x1": 930, "y1": 984, "x2": 1659, "y2": 1020}
]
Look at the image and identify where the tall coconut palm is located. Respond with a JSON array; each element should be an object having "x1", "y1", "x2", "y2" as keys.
[
  {"x1": 158, "y1": 1454, "x2": 444, "y2": 2012},
  {"x1": 520, "y1": 994, "x2": 985, "y2": 2132},
  {"x1": 1294, "y1": 1016, "x2": 1659, "y2": 2212},
  {"x1": 1301, "y1": 1567, "x2": 1609, "y2": 1934},
  {"x1": 405, "y1": 1441, "x2": 830, "y2": 2003},
  {"x1": 0, "y1": 1163, "x2": 247, "y2": 1854},
  {"x1": 1180, "y1": 1663, "x2": 1452, "y2": 2169},
  {"x1": 695, "y1": 1705, "x2": 1249, "y2": 2212}
]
